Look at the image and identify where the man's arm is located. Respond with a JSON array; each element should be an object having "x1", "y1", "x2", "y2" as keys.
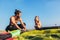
[
  {"x1": 19, "y1": 18, "x2": 26, "y2": 30},
  {"x1": 11, "y1": 17, "x2": 21, "y2": 30}
]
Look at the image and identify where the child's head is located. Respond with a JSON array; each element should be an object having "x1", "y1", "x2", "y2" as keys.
[{"x1": 35, "y1": 16, "x2": 39, "y2": 21}]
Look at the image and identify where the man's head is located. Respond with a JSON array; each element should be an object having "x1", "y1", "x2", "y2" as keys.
[{"x1": 14, "y1": 9, "x2": 21, "y2": 18}]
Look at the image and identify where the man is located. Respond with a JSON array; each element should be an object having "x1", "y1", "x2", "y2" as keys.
[{"x1": 5, "y1": 9, "x2": 26, "y2": 32}]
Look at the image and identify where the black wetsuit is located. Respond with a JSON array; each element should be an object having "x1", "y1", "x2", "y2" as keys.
[{"x1": 5, "y1": 23, "x2": 26, "y2": 32}]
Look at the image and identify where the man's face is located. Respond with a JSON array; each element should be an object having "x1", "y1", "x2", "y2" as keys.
[{"x1": 16, "y1": 13, "x2": 21, "y2": 18}]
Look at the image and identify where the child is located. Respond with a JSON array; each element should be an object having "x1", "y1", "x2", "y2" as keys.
[{"x1": 34, "y1": 16, "x2": 42, "y2": 30}]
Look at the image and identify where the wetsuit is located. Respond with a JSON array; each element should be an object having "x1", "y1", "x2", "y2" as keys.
[{"x1": 5, "y1": 23, "x2": 26, "y2": 32}]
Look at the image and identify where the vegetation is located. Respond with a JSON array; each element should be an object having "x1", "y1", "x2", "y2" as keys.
[{"x1": 18, "y1": 29, "x2": 60, "y2": 40}]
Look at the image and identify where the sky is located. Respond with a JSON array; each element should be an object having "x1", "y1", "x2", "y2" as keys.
[{"x1": 0, "y1": 0, "x2": 60, "y2": 30}]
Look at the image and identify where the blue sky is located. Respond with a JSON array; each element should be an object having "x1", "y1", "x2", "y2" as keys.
[{"x1": 0, "y1": 0, "x2": 60, "y2": 30}]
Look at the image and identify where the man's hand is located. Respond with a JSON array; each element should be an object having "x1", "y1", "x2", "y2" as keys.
[
  {"x1": 21, "y1": 29, "x2": 26, "y2": 33},
  {"x1": 22, "y1": 29, "x2": 26, "y2": 31}
]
